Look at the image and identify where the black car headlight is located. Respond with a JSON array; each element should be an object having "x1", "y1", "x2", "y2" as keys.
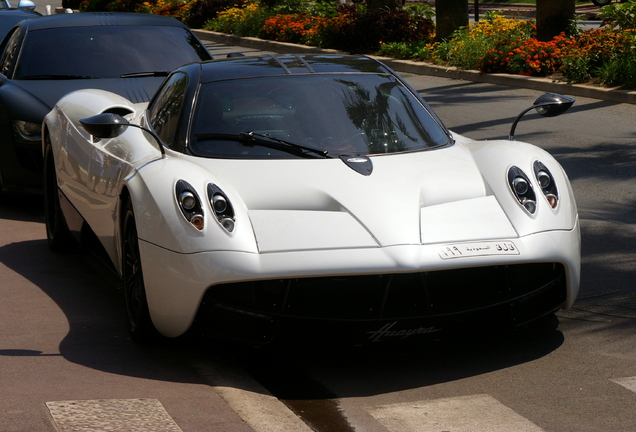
[
  {"x1": 534, "y1": 160, "x2": 559, "y2": 209},
  {"x1": 176, "y1": 180, "x2": 204, "y2": 230},
  {"x1": 207, "y1": 184, "x2": 236, "y2": 232},
  {"x1": 13, "y1": 120, "x2": 42, "y2": 143},
  {"x1": 508, "y1": 166, "x2": 537, "y2": 214}
]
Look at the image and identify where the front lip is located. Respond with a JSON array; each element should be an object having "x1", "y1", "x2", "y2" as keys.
[{"x1": 138, "y1": 221, "x2": 581, "y2": 338}]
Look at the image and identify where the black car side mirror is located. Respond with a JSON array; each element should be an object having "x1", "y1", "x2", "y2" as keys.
[
  {"x1": 509, "y1": 93, "x2": 575, "y2": 140},
  {"x1": 17, "y1": 0, "x2": 36, "y2": 10}
]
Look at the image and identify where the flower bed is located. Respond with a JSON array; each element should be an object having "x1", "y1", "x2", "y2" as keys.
[{"x1": 74, "y1": 0, "x2": 636, "y2": 90}]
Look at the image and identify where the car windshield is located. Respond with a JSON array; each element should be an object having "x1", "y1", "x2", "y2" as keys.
[
  {"x1": 14, "y1": 26, "x2": 209, "y2": 79},
  {"x1": 190, "y1": 74, "x2": 451, "y2": 159}
]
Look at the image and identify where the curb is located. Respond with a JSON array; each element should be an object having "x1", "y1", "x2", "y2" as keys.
[{"x1": 193, "y1": 29, "x2": 636, "y2": 105}]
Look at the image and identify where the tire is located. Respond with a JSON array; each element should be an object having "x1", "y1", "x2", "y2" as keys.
[
  {"x1": 43, "y1": 142, "x2": 75, "y2": 252},
  {"x1": 122, "y1": 200, "x2": 159, "y2": 342},
  {"x1": 592, "y1": 0, "x2": 612, "y2": 6},
  {"x1": 0, "y1": 172, "x2": 5, "y2": 206}
]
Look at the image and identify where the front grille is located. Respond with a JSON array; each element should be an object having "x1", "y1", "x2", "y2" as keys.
[
  {"x1": 201, "y1": 263, "x2": 566, "y2": 321},
  {"x1": 15, "y1": 146, "x2": 42, "y2": 174}
]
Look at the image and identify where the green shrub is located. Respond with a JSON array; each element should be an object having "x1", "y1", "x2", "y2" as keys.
[
  {"x1": 433, "y1": 13, "x2": 535, "y2": 70},
  {"x1": 599, "y1": 0, "x2": 636, "y2": 29},
  {"x1": 187, "y1": 0, "x2": 239, "y2": 28},
  {"x1": 596, "y1": 31, "x2": 636, "y2": 88},
  {"x1": 313, "y1": 5, "x2": 434, "y2": 53},
  {"x1": 559, "y1": 27, "x2": 632, "y2": 83},
  {"x1": 377, "y1": 41, "x2": 433, "y2": 61},
  {"x1": 205, "y1": 1, "x2": 270, "y2": 37}
]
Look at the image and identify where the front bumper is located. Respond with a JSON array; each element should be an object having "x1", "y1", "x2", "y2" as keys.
[{"x1": 139, "y1": 220, "x2": 580, "y2": 340}]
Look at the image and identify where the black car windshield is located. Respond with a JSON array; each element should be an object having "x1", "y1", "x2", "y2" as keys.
[
  {"x1": 14, "y1": 26, "x2": 209, "y2": 79},
  {"x1": 190, "y1": 74, "x2": 451, "y2": 159}
]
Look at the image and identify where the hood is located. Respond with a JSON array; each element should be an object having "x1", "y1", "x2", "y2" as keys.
[
  {"x1": 191, "y1": 144, "x2": 518, "y2": 252},
  {"x1": 4, "y1": 76, "x2": 164, "y2": 121}
]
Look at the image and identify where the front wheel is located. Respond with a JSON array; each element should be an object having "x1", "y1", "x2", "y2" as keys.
[
  {"x1": 592, "y1": 0, "x2": 613, "y2": 6},
  {"x1": 44, "y1": 141, "x2": 75, "y2": 252},
  {"x1": 122, "y1": 200, "x2": 159, "y2": 342}
]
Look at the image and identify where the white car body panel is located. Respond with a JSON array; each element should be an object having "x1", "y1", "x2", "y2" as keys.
[{"x1": 44, "y1": 80, "x2": 581, "y2": 340}]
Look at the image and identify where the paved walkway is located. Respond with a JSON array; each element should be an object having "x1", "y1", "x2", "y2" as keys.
[{"x1": 473, "y1": 2, "x2": 602, "y2": 19}]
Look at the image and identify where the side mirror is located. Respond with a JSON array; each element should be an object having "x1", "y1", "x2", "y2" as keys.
[
  {"x1": 17, "y1": 0, "x2": 37, "y2": 10},
  {"x1": 80, "y1": 113, "x2": 130, "y2": 139},
  {"x1": 80, "y1": 112, "x2": 165, "y2": 156},
  {"x1": 509, "y1": 93, "x2": 575, "y2": 140}
]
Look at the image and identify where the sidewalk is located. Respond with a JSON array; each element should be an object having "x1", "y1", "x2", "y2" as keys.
[
  {"x1": 421, "y1": 2, "x2": 602, "y2": 19},
  {"x1": 193, "y1": 29, "x2": 636, "y2": 105}
]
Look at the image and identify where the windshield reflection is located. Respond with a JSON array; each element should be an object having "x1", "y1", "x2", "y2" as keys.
[{"x1": 191, "y1": 74, "x2": 450, "y2": 159}]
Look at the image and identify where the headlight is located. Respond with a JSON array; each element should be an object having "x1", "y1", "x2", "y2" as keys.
[
  {"x1": 207, "y1": 184, "x2": 236, "y2": 233},
  {"x1": 13, "y1": 120, "x2": 42, "y2": 143},
  {"x1": 175, "y1": 180, "x2": 204, "y2": 230},
  {"x1": 533, "y1": 161, "x2": 559, "y2": 209},
  {"x1": 508, "y1": 166, "x2": 537, "y2": 214}
]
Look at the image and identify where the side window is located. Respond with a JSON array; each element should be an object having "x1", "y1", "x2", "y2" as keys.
[
  {"x1": 0, "y1": 28, "x2": 22, "y2": 78},
  {"x1": 148, "y1": 72, "x2": 188, "y2": 147}
]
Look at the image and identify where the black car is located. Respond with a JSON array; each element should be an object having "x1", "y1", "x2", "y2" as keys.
[
  {"x1": 0, "y1": 9, "x2": 39, "y2": 39},
  {"x1": 0, "y1": 12, "x2": 212, "y2": 195}
]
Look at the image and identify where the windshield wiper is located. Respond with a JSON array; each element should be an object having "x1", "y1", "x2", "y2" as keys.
[
  {"x1": 238, "y1": 131, "x2": 333, "y2": 159},
  {"x1": 120, "y1": 71, "x2": 170, "y2": 78},
  {"x1": 196, "y1": 132, "x2": 333, "y2": 159},
  {"x1": 19, "y1": 74, "x2": 99, "y2": 80}
]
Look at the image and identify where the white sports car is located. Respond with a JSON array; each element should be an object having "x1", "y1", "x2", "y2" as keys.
[{"x1": 43, "y1": 55, "x2": 580, "y2": 344}]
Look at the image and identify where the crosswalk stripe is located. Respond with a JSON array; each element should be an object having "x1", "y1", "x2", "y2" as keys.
[
  {"x1": 194, "y1": 360, "x2": 314, "y2": 432},
  {"x1": 611, "y1": 376, "x2": 636, "y2": 393},
  {"x1": 367, "y1": 394, "x2": 544, "y2": 432}
]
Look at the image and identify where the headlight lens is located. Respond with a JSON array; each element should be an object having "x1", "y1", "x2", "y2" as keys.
[
  {"x1": 13, "y1": 120, "x2": 42, "y2": 142},
  {"x1": 208, "y1": 184, "x2": 236, "y2": 233},
  {"x1": 533, "y1": 161, "x2": 559, "y2": 209},
  {"x1": 175, "y1": 180, "x2": 204, "y2": 230},
  {"x1": 179, "y1": 191, "x2": 197, "y2": 210},
  {"x1": 508, "y1": 166, "x2": 537, "y2": 214}
]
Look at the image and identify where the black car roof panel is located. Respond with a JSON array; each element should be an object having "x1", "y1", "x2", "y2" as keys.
[{"x1": 22, "y1": 12, "x2": 185, "y2": 31}]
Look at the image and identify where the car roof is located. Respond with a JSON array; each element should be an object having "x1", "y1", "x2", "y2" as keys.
[
  {"x1": 197, "y1": 54, "x2": 393, "y2": 82},
  {"x1": 20, "y1": 11, "x2": 185, "y2": 31},
  {"x1": 0, "y1": 9, "x2": 39, "y2": 17}
]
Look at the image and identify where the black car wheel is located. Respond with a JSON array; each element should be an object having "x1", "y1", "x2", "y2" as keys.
[
  {"x1": 44, "y1": 141, "x2": 75, "y2": 252},
  {"x1": 122, "y1": 200, "x2": 158, "y2": 342},
  {"x1": 0, "y1": 172, "x2": 5, "y2": 205},
  {"x1": 592, "y1": 0, "x2": 612, "y2": 6}
]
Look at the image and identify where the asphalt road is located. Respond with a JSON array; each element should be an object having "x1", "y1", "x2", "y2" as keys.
[{"x1": 1, "y1": 42, "x2": 635, "y2": 432}]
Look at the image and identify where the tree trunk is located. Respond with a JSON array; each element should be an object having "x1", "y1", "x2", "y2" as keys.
[
  {"x1": 435, "y1": 0, "x2": 469, "y2": 41},
  {"x1": 536, "y1": 0, "x2": 575, "y2": 42}
]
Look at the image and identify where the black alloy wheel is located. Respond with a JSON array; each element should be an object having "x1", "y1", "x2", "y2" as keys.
[
  {"x1": 122, "y1": 200, "x2": 158, "y2": 342},
  {"x1": 592, "y1": 0, "x2": 612, "y2": 6},
  {"x1": 44, "y1": 141, "x2": 75, "y2": 252}
]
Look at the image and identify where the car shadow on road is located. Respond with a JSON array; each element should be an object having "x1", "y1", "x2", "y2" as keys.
[{"x1": 0, "y1": 229, "x2": 209, "y2": 385}]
